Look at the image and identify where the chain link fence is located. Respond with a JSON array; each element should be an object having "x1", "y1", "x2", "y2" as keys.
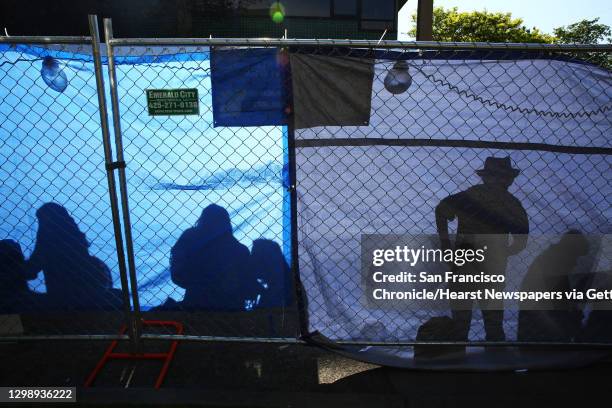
[
  {"x1": 0, "y1": 39, "x2": 131, "y2": 339},
  {"x1": 290, "y1": 45, "x2": 611, "y2": 346},
  {"x1": 110, "y1": 43, "x2": 301, "y2": 341},
  {"x1": 1, "y1": 22, "x2": 611, "y2": 350}
]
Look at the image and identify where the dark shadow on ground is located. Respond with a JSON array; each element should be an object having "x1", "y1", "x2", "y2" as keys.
[{"x1": 0, "y1": 340, "x2": 611, "y2": 407}]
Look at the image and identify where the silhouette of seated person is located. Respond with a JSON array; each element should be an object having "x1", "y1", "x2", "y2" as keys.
[
  {"x1": 436, "y1": 157, "x2": 529, "y2": 342},
  {"x1": 250, "y1": 239, "x2": 294, "y2": 309},
  {"x1": 167, "y1": 204, "x2": 250, "y2": 311},
  {"x1": 518, "y1": 230, "x2": 589, "y2": 342},
  {"x1": 24, "y1": 203, "x2": 121, "y2": 311},
  {"x1": 0, "y1": 239, "x2": 44, "y2": 313}
]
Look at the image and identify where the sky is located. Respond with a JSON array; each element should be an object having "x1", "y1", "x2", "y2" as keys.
[{"x1": 398, "y1": 0, "x2": 612, "y2": 40}]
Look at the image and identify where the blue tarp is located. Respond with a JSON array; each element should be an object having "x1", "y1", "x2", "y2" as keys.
[{"x1": 0, "y1": 44, "x2": 291, "y2": 312}]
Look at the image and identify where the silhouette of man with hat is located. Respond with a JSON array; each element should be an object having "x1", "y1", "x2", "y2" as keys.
[{"x1": 436, "y1": 156, "x2": 529, "y2": 341}]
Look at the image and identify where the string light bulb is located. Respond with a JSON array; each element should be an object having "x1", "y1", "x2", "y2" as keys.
[
  {"x1": 40, "y1": 56, "x2": 68, "y2": 93},
  {"x1": 384, "y1": 60, "x2": 412, "y2": 94}
]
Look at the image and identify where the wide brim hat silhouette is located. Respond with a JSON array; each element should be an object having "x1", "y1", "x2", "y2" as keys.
[{"x1": 476, "y1": 157, "x2": 520, "y2": 178}]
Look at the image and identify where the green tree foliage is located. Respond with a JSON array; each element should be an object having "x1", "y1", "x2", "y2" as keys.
[
  {"x1": 554, "y1": 18, "x2": 612, "y2": 44},
  {"x1": 409, "y1": 7, "x2": 555, "y2": 43},
  {"x1": 554, "y1": 19, "x2": 612, "y2": 69},
  {"x1": 408, "y1": 8, "x2": 611, "y2": 68}
]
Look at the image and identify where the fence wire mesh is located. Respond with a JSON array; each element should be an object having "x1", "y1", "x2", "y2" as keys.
[
  {"x1": 0, "y1": 37, "x2": 610, "y2": 348},
  {"x1": 291, "y1": 46, "x2": 611, "y2": 345},
  {"x1": 111, "y1": 44, "x2": 301, "y2": 340},
  {"x1": 0, "y1": 42, "x2": 129, "y2": 337}
]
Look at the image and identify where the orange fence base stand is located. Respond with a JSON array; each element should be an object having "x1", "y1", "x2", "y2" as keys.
[{"x1": 84, "y1": 320, "x2": 183, "y2": 389}]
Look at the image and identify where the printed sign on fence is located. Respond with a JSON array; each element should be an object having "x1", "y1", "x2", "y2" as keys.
[{"x1": 146, "y1": 88, "x2": 199, "y2": 116}]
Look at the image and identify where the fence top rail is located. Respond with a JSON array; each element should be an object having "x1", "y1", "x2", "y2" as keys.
[
  {"x1": 0, "y1": 35, "x2": 92, "y2": 45},
  {"x1": 107, "y1": 37, "x2": 612, "y2": 52},
  {"x1": 0, "y1": 35, "x2": 609, "y2": 52}
]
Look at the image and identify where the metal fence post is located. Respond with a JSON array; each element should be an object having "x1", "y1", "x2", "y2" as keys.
[
  {"x1": 101, "y1": 17, "x2": 143, "y2": 349},
  {"x1": 88, "y1": 14, "x2": 139, "y2": 347},
  {"x1": 283, "y1": 50, "x2": 310, "y2": 338}
]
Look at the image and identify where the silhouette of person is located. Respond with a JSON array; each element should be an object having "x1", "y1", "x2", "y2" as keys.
[
  {"x1": 250, "y1": 239, "x2": 294, "y2": 308},
  {"x1": 518, "y1": 230, "x2": 588, "y2": 342},
  {"x1": 25, "y1": 203, "x2": 118, "y2": 310},
  {"x1": 435, "y1": 157, "x2": 529, "y2": 341},
  {"x1": 0, "y1": 239, "x2": 41, "y2": 313},
  {"x1": 169, "y1": 204, "x2": 250, "y2": 311}
]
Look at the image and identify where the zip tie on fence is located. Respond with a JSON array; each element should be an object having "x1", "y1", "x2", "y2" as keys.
[{"x1": 105, "y1": 161, "x2": 127, "y2": 171}]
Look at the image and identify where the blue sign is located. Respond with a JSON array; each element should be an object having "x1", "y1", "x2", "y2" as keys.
[{"x1": 211, "y1": 47, "x2": 288, "y2": 127}]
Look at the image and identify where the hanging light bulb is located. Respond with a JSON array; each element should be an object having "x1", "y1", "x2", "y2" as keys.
[
  {"x1": 40, "y1": 56, "x2": 68, "y2": 93},
  {"x1": 383, "y1": 60, "x2": 412, "y2": 95}
]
